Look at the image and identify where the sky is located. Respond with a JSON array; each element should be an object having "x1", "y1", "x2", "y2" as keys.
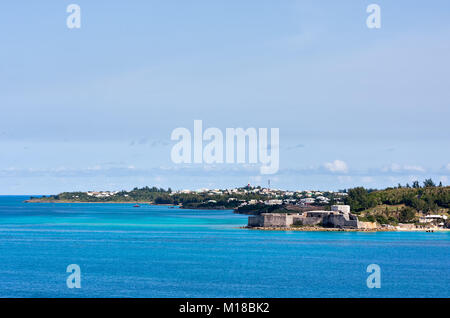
[{"x1": 1, "y1": 0, "x2": 450, "y2": 194}]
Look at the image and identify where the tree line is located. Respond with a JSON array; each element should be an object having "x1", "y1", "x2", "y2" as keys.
[{"x1": 345, "y1": 179, "x2": 449, "y2": 216}]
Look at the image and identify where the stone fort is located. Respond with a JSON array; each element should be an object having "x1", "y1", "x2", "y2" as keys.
[{"x1": 248, "y1": 205, "x2": 375, "y2": 229}]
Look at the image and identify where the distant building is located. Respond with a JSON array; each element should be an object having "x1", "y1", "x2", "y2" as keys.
[
  {"x1": 264, "y1": 199, "x2": 283, "y2": 205},
  {"x1": 316, "y1": 196, "x2": 330, "y2": 204},
  {"x1": 300, "y1": 198, "x2": 315, "y2": 204},
  {"x1": 419, "y1": 215, "x2": 448, "y2": 225},
  {"x1": 331, "y1": 205, "x2": 351, "y2": 214}
]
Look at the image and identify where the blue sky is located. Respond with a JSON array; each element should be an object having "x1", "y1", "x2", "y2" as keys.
[{"x1": 1, "y1": 1, "x2": 450, "y2": 194}]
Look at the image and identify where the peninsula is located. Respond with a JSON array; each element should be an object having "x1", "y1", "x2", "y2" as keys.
[{"x1": 26, "y1": 179, "x2": 450, "y2": 231}]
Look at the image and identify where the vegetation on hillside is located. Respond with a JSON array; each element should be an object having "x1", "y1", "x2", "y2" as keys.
[{"x1": 345, "y1": 179, "x2": 449, "y2": 224}]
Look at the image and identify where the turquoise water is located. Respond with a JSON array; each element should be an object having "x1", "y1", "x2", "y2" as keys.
[{"x1": 0, "y1": 196, "x2": 449, "y2": 298}]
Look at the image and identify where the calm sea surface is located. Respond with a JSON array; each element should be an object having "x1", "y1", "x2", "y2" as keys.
[{"x1": 0, "y1": 196, "x2": 448, "y2": 298}]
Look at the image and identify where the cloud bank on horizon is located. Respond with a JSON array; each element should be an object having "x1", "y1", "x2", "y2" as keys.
[{"x1": 0, "y1": 1, "x2": 449, "y2": 194}]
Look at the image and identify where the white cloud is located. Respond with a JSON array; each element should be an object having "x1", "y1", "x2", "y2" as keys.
[
  {"x1": 446, "y1": 163, "x2": 450, "y2": 171},
  {"x1": 324, "y1": 160, "x2": 348, "y2": 173},
  {"x1": 382, "y1": 163, "x2": 425, "y2": 173},
  {"x1": 403, "y1": 165, "x2": 426, "y2": 172}
]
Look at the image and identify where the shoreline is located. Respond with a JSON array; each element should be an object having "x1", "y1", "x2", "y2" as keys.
[
  {"x1": 24, "y1": 199, "x2": 232, "y2": 210},
  {"x1": 241, "y1": 226, "x2": 450, "y2": 233},
  {"x1": 24, "y1": 200, "x2": 176, "y2": 205}
]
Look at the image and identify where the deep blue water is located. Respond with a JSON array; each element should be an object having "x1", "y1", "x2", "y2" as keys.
[{"x1": 0, "y1": 195, "x2": 449, "y2": 298}]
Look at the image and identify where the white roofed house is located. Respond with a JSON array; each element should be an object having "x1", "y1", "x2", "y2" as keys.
[
  {"x1": 419, "y1": 215, "x2": 448, "y2": 227},
  {"x1": 300, "y1": 198, "x2": 315, "y2": 205},
  {"x1": 264, "y1": 199, "x2": 283, "y2": 205},
  {"x1": 315, "y1": 196, "x2": 329, "y2": 204}
]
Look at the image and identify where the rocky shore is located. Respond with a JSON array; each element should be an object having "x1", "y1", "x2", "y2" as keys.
[
  {"x1": 241, "y1": 226, "x2": 387, "y2": 232},
  {"x1": 241, "y1": 226, "x2": 450, "y2": 232}
]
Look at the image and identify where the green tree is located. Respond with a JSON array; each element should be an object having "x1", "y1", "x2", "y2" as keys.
[
  {"x1": 345, "y1": 187, "x2": 376, "y2": 212},
  {"x1": 399, "y1": 207, "x2": 416, "y2": 223},
  {"x1": 423, "y1": 179, "x2": 436, "y2": 188}
]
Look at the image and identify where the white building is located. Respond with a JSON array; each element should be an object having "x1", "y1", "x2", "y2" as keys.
[
  {"x1": 419, "y1": 215, "x2": 448, "y2": 224},
  {"x1": 265, "y1": 199, "x2": 283, "y2": 205},
  {"x1": 300, "y1": 198, "x2": 315, "y2": 204},
  {"x1": 331, "y1": 205, "x2": 351, "y2": 214}
]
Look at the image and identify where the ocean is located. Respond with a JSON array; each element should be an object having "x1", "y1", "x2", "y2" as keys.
[{"x1": 0, "y1": 196, "x2": 448, "y2": 298}]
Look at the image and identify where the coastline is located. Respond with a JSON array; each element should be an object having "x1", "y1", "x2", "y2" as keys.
[
  {"x1": 242, "y1": 226, "x2": 387, "y2": 232},
  {"x1": 24, "y1": 199, "x2": 177, "y2": 206},
  {"x1": 24, "y1": 199, "x2": 232, "y2": 210},
  {"x1": 242, "y1": 226, "x2": 450, "y2": 232},
  {"x1": 23, "y1": 200, "x2": 232, "y2": 210}
]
